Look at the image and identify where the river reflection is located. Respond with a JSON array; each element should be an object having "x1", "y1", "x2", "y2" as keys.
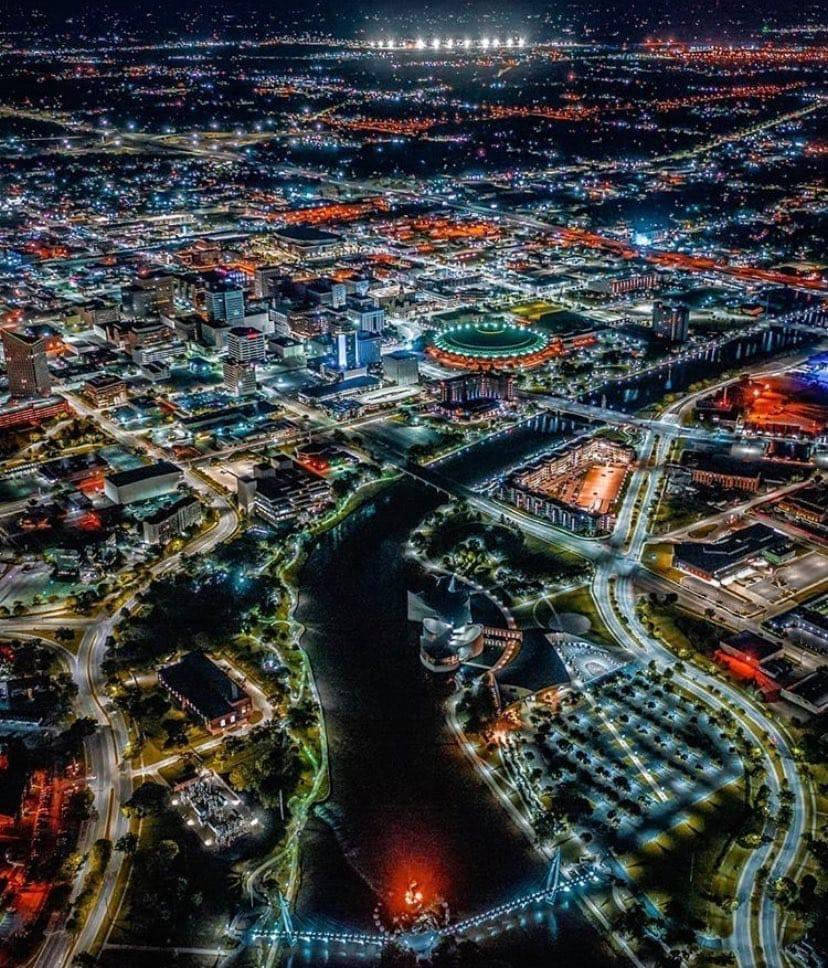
[
  {"x1": 294, "y1": 430, "x2": 610, "y2": 962},
  {"x1": 584, "y1": 325, "x2": 812, "y2": 413}
]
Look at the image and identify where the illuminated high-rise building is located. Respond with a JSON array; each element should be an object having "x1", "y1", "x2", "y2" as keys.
[
  {"x1": 652, "y1": 301, "x2": 689, "y2": 343},
  {"x1": 2, "y1": 329, "x2": 52, "y2": 398}
]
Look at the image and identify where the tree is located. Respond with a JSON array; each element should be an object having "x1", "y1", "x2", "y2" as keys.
[
  {"x1": 535, "y1": 811, "x2": 560, "y2": 842},
  {"x1": 114, "y1": 833, "x2": 138, "y2": 854},
  {"x1": 60, "y1": 717, "x2": 97, "y2": 755},
  {"x1": 617, "y1": 902, "x2": 653, "y2": 939},
  {"x1": 287, "y1": 703, "x2": 316, "y2": 731},
  {"x1": 123, "y1": 781, "x2": 170, "y2": 819},
  {"x1": 379, "y1": 942, "x2": 416, "y2": 967}
]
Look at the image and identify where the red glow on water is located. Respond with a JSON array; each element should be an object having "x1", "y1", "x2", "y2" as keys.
[{"x1": 386, "y1": 859, "x2": 442, "y2": 917}]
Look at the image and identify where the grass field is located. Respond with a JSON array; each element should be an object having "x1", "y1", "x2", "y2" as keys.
[
  {"x1": 550, "y1": 584, "x2": 616, "y2": 645},
  {"x1": 625, "y1": 780, "x2": 750, "y2": 938},
  {"x1": 641, "y1": 541, "x2": 686, "y2": 583},
  {"x1": 641, "y1": 600, "x2": 721, "y2": 658},
  {"x1": 510, "y1": 300, "x2": 561, "y2": 321}
]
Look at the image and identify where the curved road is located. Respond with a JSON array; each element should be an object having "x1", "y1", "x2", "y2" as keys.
[
  {"x1": 2, "y1": 389, "x2": 240, "y2": 968},
  {"x1": 590, "y1": 419, "x2": 808, "y2": 968}
]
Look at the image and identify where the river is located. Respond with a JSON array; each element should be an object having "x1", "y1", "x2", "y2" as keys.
[
  {"x1": 583, "y1": 324, "x2": 813, "y2": 413},
  {"x1": 289, "y1": 324, "x2": 817, "y2": 962},
  {"x1": 293, "y1": 424, "x2": 612, "y2": 963}
]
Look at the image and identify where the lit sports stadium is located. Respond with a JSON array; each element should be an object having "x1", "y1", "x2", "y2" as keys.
[{"x1": 427, "y1": 320, "x2": 561, "y2": 370}]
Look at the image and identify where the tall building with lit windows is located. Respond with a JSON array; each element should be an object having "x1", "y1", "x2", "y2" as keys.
[
  {"x1": 226, "y1": 326, "x2": 267, "y2": 363},
  {"x1": 1, "y1": 329, "x2": 51, "y2": 398},
  {"x1": 652, "y1": 301, "x2": 689, "y2": 343},
  {"x1": 223, "y1": 360, "x2": 257, "y2": 396}
]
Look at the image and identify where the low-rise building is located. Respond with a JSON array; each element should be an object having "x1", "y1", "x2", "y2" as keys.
[
  {"x1": 298, "y1": 374, "x2": 381, "y2": 405},
  {"x1": 673, "y1": 523, "x2": 794, "y2": 582},
  {"x1": 438, "y1": 371, "x2": 514, "y2": 415},
  {"x1": 499, "y1": 437, "x2": 635, "y2": 535},
  {"x1": 684, "y1": 452, "x2": 762, "y2": 493},
  {"x1": 273, "y1": 225, "x2": 341, "y2": 257},
  {"x1": 781, "y1": 667, "x2": 828, "y2": 716},
  {"x1": 158, "y1": 651, "x2": 252, "y2": 733},
  {"x1": 719, "y1": 630, "x2": 784, "y2": 665},
  {"x1": 270, "y1": 336, "x2": 305, "y2": 362},
  {"x1": 776, "y1": 484, "x2": 828, "y2": 528},
  {"x1": 238, "y1": 458, "x2": 331, "y2": 524},
  {"x1": 142, "y1": 496, "x2": 202, "y2": 544},
  {"x1": 103, "y1": 460, "x2": 183, "y2": 505},
  {"x1": 586, "y1": 271, "x2": 660, "y2": 296},
  {"x1": 765, "y1": 591, "x2": 828, "y2": 656},
  {"x1": 84, "y1": 374, "x2": 127, "y2": 408},
  {"x1": 79, "y1": 299, "x2": 120, "y2": 331},
  {"x1": 0, "y1": 396, "x2": 70, "y2": 430}
]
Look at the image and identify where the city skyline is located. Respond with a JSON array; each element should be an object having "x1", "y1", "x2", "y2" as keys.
[{"x1": 0, "y1": 7, "x2": 825, "y2": 968}]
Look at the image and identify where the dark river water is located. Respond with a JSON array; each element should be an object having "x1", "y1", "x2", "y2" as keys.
[
  {"x1": 289, "y1": 326, "x2": 818, "y2": 962},
  {"x1": 293, "y1": 423, "x2": 611, "y2": 964},
  {"x1": 583, "y1": 325, "x2": 813, "y2": 413}
]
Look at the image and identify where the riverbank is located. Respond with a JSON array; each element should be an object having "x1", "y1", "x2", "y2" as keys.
[{"x1": 289, "y1": 467, "x2": 616, "y2": 964}]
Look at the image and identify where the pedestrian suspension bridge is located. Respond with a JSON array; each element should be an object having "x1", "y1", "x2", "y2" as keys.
[{"x1": 254, "y1": 851, "x2": 598, "y2": 956}]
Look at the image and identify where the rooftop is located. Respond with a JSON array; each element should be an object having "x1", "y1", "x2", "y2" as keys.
[
  {"x1": 674, "y1": 523, "x2": 791, "y2": 577},
  {"x1": 105, "y1": 460, "x2": 182, "y2": 488},
  {"x1": 785, "y1": 667, "x2": 828, "y2": 710},
  {"x1": 720, "y1": 629, "x2": 783, "y2": 664},
  {"x1": 159, "y1": 651, "x2": 248, "y2": 722},
  {"x1": 495, "y1": 628, "x2": 569, "y2": 695},
  {"x1": 274, "y1": 225, "x2": 340, "y2": 245}
]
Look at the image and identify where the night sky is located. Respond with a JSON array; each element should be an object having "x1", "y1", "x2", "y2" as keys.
[{"x1": 8, "y1": 0, "x2": 825, "y2": 44}]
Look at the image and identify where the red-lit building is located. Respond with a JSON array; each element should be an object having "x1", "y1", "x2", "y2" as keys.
[
  {"x1": 0, "y1": 396, "x2": 69, "y2": 430},
  {"x1": 715, "y1": 630, "x2": 785, "y2": 701}
]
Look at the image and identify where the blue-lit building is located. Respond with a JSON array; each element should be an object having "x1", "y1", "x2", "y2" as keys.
[
  {"x1": 335, "y1": 330, "x2": 381, "y2": 371},
  {"x1": 203, "y1": 276, "x2": 245, "y2": 324}
]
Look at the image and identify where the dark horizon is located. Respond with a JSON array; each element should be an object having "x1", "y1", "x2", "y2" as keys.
[{"x1": 6, "y1": 0, "x2": 827, "y2": 45}]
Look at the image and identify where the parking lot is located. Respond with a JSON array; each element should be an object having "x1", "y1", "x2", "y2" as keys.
[
  {"x1": 501, "y1": 665, "x2": 742, "y2": 853},
  {"x1": 721, "y1": 549, "x2": 828, "y2": 612}
]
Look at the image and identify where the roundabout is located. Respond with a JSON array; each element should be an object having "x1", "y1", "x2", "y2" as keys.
[{"x1": 427, "y1": 320, "x2": 562, "y2": 370}]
